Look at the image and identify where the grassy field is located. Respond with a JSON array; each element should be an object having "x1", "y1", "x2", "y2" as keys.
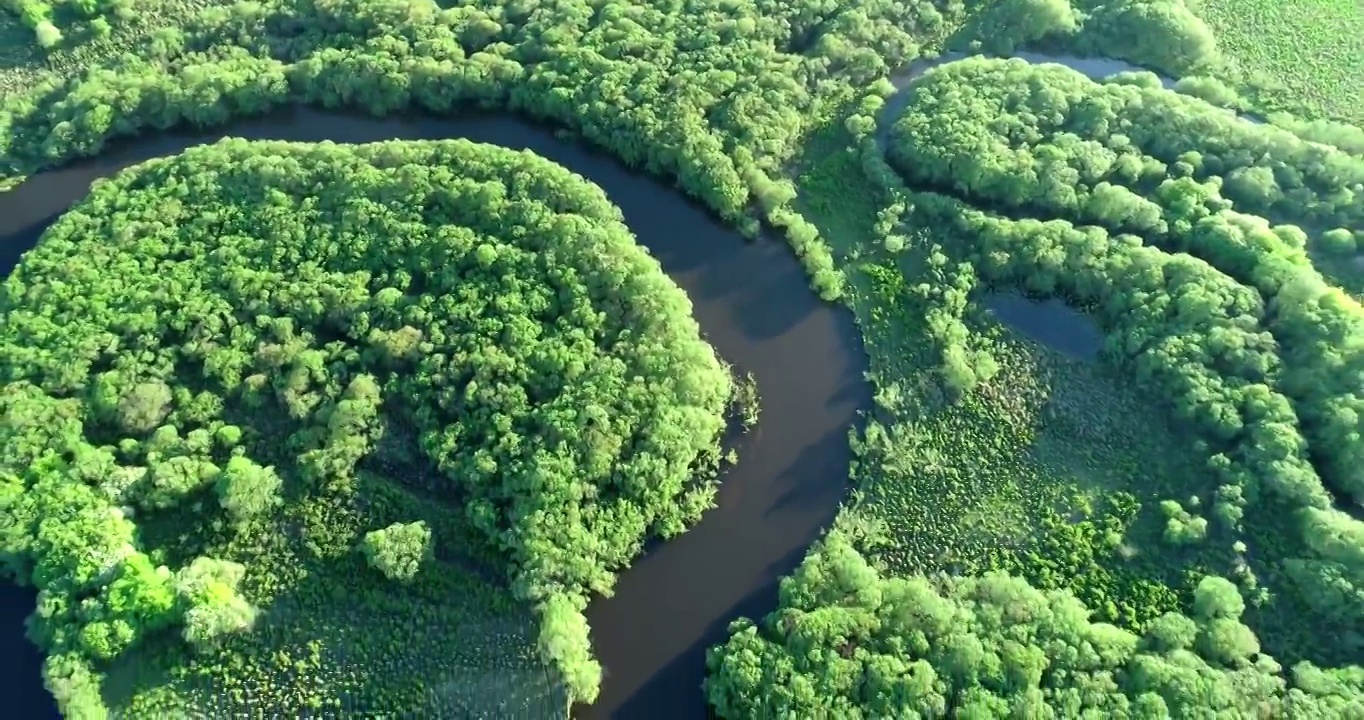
[
  {"x1": 1196, "y1": 0, "x2": 1364, "y2": 124},
  {"x1": 102, "y1": 468, "x2": 567, "y2": 716}
]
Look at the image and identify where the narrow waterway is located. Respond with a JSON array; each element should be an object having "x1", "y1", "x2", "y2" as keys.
[{"x1": 0, "y1": 107, "x2": 871, "y2": 718}]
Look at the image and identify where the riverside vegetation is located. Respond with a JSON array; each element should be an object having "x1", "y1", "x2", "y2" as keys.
[
  {"x1": 2, "y1": 138, "x2": 737, "y2": 715},
  {"x1": 0, "y1": 0, "x2": 1362, "y2": 716}
]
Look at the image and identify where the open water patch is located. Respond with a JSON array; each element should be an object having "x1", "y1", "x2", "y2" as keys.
[{"x1": 983, "y1": 291, "x2": 1104, "y2": 361}]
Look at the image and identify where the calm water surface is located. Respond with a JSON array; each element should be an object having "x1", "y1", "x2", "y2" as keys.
[
  {"x1": 984, "y1": 291, "x2": 1104, "y2": 361},
  {"x1": 0, "y1": 108, "x2": 870, "y2": 719}
]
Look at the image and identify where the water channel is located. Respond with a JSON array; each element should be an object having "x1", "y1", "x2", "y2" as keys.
[
  {"x1": 983, "y1": 292, "x2": 1104, "y2": 361},
  {"x1": 0, "y1": 48, "x2": 1247, "y2": 719},
  {"x1": 0, "y1": 107, "x2": 872, "y2": 718}
]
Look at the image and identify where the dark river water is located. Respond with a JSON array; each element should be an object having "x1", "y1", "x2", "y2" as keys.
[
  {"x1": 984, "y1": 292, "x2": 1104, "y2": 361},
  {"x1": 0, "y1": 108, "x2": 871, "y2": 718}
]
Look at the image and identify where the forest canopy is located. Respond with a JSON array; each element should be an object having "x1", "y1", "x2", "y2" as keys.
[
  {"x1": 2, "y1": 0, "x2": 1363, "y2": 716},
  {"x1": 814, "y1": 51, "x2": 1364, "y2": 697},
  {"x1": 705, "y1": 530, "x2": 1364, "y2": 717},
  {"x1": 0, "y1": 137, "x2": 733, "y2": 715}
]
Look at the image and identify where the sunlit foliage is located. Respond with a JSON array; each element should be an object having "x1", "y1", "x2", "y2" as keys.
[
  {"x1": 706, "y1": 529, "x2": 1364, "y2": 717},
  {"x1": 1, "y1": 138, "x2": 732, "y2": 715}
]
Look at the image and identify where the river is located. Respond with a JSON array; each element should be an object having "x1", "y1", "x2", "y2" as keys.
[{"x1": 0, "y1": 108, "x2": 871, "y2": 718}]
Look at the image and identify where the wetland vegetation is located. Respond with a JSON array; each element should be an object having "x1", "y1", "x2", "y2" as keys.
[{"x1": 1, "y1": 0, "x2": 1361, "y2": 716}]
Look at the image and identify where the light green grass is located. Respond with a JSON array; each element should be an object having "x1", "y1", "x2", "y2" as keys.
[{"x1": 1198, "y1": 0, "x2": 1364, "y2": 123}]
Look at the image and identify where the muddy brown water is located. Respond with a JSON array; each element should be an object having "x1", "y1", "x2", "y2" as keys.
[{"x1": 0, "y1": 108, "x2": 871, "y2": 718}]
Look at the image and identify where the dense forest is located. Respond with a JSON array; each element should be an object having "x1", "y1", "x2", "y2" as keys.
[
  {"x1": 2, "y1": 0, "x2": 1363, "y2": 716},
  {"x1": 704, "y1": 46, "x2": 1364, "y2": 715},
  {"x1": 706, "y1": 529, "x2": 1364, "y2": 716},
  {"x1": 871, "y1": 59, "x2": 1364, "y2": 662},
  {"x1": 0, "y1": 138, "x2": 733, "y2": 715}
]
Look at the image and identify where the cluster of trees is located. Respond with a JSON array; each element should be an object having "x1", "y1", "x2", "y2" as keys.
[
  {"x1": 0, "y1": 0, "x2": 993, "y2": 302},
  {"x1": 1, "y1": 138, "x2": 736, "y2": 714},
  {"x1": 954, "y1": 0, "x2": 1218, "y2": 78},
  {"x1": 2, "y1": 0, "x2": 132, "y2": 48},
  {"x1": 858, "y1": 57, "x2": 1364, "y2": 662},
  {"x1": 705, "y1": 530, "x2": 1364, "y2": 717},
  {"x1": 889, "y1": 58, "x2": 1363, "y2": 230},
  {"x1": 360, "y1": 521, "x2": 432, "y2": 583},
  {"x1": 1073, "y1": 0, "x2": 1218, "y2": 77}
]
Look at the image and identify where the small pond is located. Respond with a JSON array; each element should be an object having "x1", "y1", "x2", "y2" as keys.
[{"x1": 984, "y1": 291, "x2": 1104, "y2": 361}]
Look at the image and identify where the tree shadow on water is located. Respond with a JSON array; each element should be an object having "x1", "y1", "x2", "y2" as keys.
[
  {"x1": 0, "y1": 582, "x2": 58, "y2": 719},
  {"x1": 724, "y1": 254, "x2": 820, "y2": 341},
  {"x1": 763, "y1": 426, "x2": 856, "y2": 522},
  {"x1": 597, "y1": 543, "x2": 810, "y2": 720},
  {"x1": 0, "y1": 211, "x2": 63, "y2": 276}
]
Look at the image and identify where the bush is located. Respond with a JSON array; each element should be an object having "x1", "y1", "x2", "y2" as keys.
[{"x1": 360, "y1": 521, "x2": 433, "y2": 583}]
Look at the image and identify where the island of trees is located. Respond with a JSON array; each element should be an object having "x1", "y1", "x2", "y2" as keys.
[{"x1": 1, "y1": 138, "x2": 734, "y2": 715}]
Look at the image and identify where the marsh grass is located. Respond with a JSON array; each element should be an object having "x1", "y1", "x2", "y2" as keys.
[
  {"x1": 1197, "y1": 0, "x2": 1364, "y2": 124},
  {"x1": 787, "y1": 121, "x2": 1230, "y2": 630},
  {"x1": 102, "y1": 466, "x2": 565, "y2": 716},
  {"x1": 96, "y1": 407, "x2": 566, "y2": 717}
]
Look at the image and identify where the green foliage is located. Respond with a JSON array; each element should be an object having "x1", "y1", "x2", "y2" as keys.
[
  {"x1": 0, "y1": 0, "x2": 977, "y2": 300},
  {"x1": 957, "y1": 0, "x2": 1079, "y2": 56},
  {"x1": 172, "y1": 557, "x2": 258, "y2": 652},
  {"x1": 706, "y1": 37, "x2": 1364, "y2": 711},
  {"x1": 1078, "y1": 0, "x2": 1220, "y2": 76},
  {"x1": 871, "y1": 54, "x2": 1364, "y2": 666},
  {"x1": 1, "y1": 0, "x2": 135, "y2": 49},
  {"x1": 359, "y1": 521, "x2": 431, "y2": 584},
  {"x1": 1321, "y1": 227, "x2": 1358, "y2": 255},
  {"x1": 732, "y1": 371, "x2": 760, "y2": 430},
  {"x1": 1160, "y1": 499, "x2": 1209, "y2": 546},
  {"x1": 1173, "y1": 75, "x2": 1239, "y2": 107},
  {"x1": 214, "y1": 457, "x2": 281, "y2": 528},
  {"x1": 3, "y1": 0, "x2": 1362, "y2": 715},
  {"x1": 2, "y1": 138, "x2": 733, "y2": 714},
  {"x1": 705, "y1": 531, "x2": 1362, "y2": 717}
]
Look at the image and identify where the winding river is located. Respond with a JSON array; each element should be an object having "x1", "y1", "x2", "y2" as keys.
[
  {"x1": 0, "y1": 49, "x2": 1231, "y2": 718},
  {"x1": 0, "y1": 107, "x2": 871, "y2": 719}
]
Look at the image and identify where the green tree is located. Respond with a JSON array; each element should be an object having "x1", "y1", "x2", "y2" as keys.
[{"x1": 360, "y1": 520, "x2": 432, "y2": 583}]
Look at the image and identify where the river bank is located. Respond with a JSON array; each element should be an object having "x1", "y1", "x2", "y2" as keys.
[{"x1": 0, "y1": 107, "x2": 872, "y2": 718}]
